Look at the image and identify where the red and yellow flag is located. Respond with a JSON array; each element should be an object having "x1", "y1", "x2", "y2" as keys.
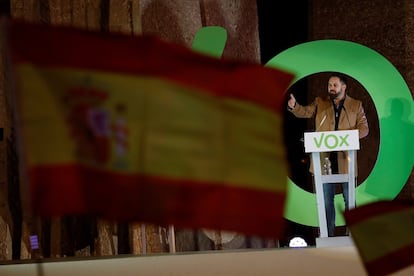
[
  {"x1": 345, "y1": 200, "x2": 414, "y2": 276},
  {"x1": 7, "y1": 20, "x2": 294, "y2": 238}
]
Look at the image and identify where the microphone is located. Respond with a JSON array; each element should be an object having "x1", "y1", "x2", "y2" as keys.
[
  {"x1": 316, "y1": 113, "x2": 327, "y2": 131},
  {"x1": 300, "y1": 113, "x2": 327, "y2": 142}
]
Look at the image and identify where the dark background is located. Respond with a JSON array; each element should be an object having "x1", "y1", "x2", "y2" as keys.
[{"x1": 257, "y1": 1, "x2": 318, "y2": 246}]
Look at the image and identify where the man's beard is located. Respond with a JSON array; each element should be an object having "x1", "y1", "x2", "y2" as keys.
[{"x1": 329, "y1": 91, "x2": 339, "y2": 100}]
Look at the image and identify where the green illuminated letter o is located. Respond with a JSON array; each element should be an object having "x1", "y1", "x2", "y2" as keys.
[{"x1": 266, "y1": 40, "x2": 414, "y2": 226}]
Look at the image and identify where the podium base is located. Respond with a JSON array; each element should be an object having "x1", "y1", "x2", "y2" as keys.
[{"x1": 316, "y1": 236, "x2": 354, "y2": 248}]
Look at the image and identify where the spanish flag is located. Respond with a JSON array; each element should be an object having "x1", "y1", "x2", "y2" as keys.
[
  {"x1": 7, "y1": 20, "x2": 293, "y2": 238},
  {"x1": 345, "y1": 201, "x2": 414, "y2": 275}
]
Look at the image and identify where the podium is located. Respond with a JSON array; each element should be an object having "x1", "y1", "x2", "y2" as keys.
[{"x1": 303, "y1": 129, "x2": 359, "y2": 247}]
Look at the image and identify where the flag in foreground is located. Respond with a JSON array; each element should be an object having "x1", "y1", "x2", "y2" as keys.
[
  {"x1": 7, "y1": 20, "x2": 294, "y2": 238},
  {"x1": 345, "y1": 200, "x2": 414, "y2": 276}
]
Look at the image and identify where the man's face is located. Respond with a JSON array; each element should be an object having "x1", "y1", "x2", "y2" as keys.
[{"x1": 327, "y1": 76, "x2": 346, "y2": 100}]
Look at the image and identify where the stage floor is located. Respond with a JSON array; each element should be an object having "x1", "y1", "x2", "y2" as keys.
[{"x1": 1, "y1": 244, "x2": 413, "y2": 275}]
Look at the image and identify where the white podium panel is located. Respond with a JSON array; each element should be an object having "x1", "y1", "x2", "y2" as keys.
[{"x1": 304, "y1": 129, "x2": 359, "y2": 153}]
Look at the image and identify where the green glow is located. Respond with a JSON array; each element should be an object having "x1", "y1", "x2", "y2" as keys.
[
  {"x1": 191, "y1": 26, "x2": 227, "y2": 58},
  {"x1": 266, "y1": 40, "x2": 414, "y2": 226}
]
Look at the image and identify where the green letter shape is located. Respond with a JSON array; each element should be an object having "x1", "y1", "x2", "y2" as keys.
[
  {"x1": 192, "y1": 28, "x2": 414, "y2": 227},
  {"x1": 267, "y1": 40, "x2": 414, "y2": 226}
]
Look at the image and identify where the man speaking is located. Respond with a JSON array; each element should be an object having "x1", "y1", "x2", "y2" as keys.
[{"x1": 287, "y1": 72, "x2": 369, "y2": 237}]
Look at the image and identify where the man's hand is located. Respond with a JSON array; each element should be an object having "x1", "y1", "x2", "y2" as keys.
[{"x1": 288, "y1": 93, "x2": 296, "y2": 109}]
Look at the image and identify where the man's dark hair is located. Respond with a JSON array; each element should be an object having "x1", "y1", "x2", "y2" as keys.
[{"x1": 329, "y1": 72, "x2": 348, "y2": 86}]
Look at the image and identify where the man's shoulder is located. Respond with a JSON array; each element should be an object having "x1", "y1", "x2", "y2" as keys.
[{"x1": 345, "y1": 95, "x2": 362, "y2": 105}]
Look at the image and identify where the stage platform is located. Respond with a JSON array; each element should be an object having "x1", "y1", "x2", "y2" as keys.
[
  {"x1": 1, "y1": 243, "x2": 414, "y2": 275},
  {"x1": 316, "y1": 235, "x2": 354, "y2": 248}
]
